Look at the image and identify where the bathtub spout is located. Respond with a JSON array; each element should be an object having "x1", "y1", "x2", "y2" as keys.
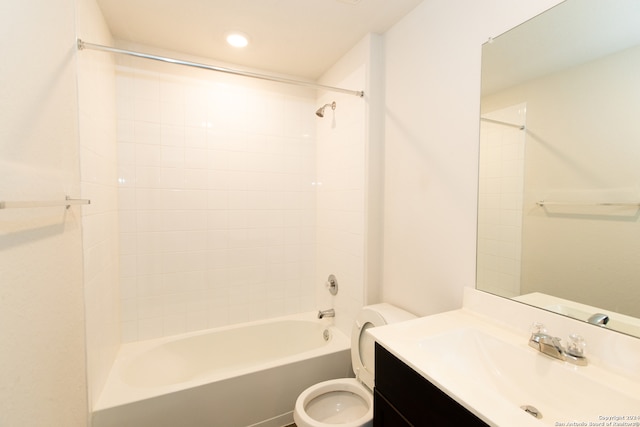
[{"x1": 318, "y1": 309, "x2": 335, "y2": 319}]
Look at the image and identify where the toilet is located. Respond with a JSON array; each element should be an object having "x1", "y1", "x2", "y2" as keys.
[{"x1": 294, "y1": 303, "x2": 416, "y2": 427}]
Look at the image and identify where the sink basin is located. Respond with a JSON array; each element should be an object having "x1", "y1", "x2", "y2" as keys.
[
  {"x1": 369, "y1": 310, "x2": 640, "y2": 426},
  {"x1": 416, "y1": 328, "x2": 638, "y2": 425}
]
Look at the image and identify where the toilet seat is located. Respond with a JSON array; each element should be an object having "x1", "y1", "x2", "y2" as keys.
[{"x1": 350, "y1": 308, "x2": 387, "y2": 390}]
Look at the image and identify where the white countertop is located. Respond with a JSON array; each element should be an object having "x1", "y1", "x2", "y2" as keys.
[{"x1": 369, "y1": 289, "x2": 640, "y2": 427}]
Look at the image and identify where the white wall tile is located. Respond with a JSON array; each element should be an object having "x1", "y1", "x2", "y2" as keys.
[
  {"x1": 477, "y1": 104, "x2": 526, "y2": 298},
  {"x1": 161, "y1": 124, "x2": 184, "y2": 146},
  {"x1": 76, "y1": 0, "x2": 121, "y2": 410},
  {"x1": 117, "y1": 57, "x2": 319, "y2": 339}
]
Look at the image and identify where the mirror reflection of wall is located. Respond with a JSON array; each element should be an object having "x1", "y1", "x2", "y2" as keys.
[
  {"x1": 478, "y1": 104, "x2": 526, "y2": 299},
  {"x1": 478, "y1": 0, "x2": 640, "y2": 338}
]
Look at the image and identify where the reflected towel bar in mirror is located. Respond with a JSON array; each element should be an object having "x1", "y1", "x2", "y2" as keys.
[
  {"x1": 0, "y1": 196, "x2": 91, "y2": 210},
  {"x1": 536, "y1": 200, "x2": 640, "y2": 207}
]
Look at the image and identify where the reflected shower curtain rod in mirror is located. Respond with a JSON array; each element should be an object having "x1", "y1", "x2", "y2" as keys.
[
  {"x1": 477, "y1": 0, "x2": 640, "y2": 337},
  {"x1": 77, "y1": 39, "x2": 365, "y2": 98},
  {"x1": 480, "y1": 117, "x2": 525, "y2": 130}
]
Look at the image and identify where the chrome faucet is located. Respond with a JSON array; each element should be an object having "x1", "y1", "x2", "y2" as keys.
[
  {"x1": 587, "y1": 313, "x2": 609, "y2": 326},
  {"x1": 528, "y1": 323, "x2": 587, "y2": 366},
  {"x1": 317, "y1": 308, "x2": 335, "y2": 319}
]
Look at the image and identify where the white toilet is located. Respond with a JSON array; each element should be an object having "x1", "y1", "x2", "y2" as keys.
[{"x1": 294, "y1": 303, "x2": 416, "y2": 427}]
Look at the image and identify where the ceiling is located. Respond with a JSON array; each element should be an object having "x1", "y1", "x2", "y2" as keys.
[{"x1": 96, "y1": 0, "x2": 424, "y2": 80}]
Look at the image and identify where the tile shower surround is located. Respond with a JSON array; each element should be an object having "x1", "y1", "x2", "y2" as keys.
[
  {"x1": 116, "y1": 61, "x2": 320, "y2": 342},
  {"x1": 477, "y1": 104, "x2": 526, "y2": 299}
]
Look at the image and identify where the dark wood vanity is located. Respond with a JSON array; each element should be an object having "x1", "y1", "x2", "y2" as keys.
[{"x1": 374, "y1": 343, "x2": 488, "y2": 426}]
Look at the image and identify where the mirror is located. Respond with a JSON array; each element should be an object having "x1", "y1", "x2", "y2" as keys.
[{"x1": 478, "y1": 0, "x2": 640, "y2": 338}]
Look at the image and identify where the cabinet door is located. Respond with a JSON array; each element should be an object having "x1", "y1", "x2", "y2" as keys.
[
  {"x1": 375, "y1": 343, "x2": 488, "y2": 426},
  {"x1": 373, "y1": 389, "x2": 411, "y2": 427}
]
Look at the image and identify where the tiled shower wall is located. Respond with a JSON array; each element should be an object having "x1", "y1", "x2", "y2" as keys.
[
  {"x1": 116, "y1": 50, "x2": 319, "y2": 342},
  {"x1": 477, "y1": 103, "x2": 526, "y2": 298},
  {"x1": 77, "y1": 0, "x2": 119, "y2": 405}
]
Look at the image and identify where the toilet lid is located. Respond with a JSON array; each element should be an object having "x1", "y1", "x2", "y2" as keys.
[{"x1": 350, "y1": 308, "x2": 387, "y2": 390}]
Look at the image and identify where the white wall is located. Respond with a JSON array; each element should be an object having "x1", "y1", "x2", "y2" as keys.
[
  {"x1": 113, "y1": 34, "x2": 380, "y2": 342},
  {"x1": 115, "y1": 46, "x2": 319, "y2": 341},
  {"x1": 76, "y1": 0, "x2": 120, "y2": 411},
  {"x1": 0, "y1": 0, "x2": 88, "y2": 425},
  {"x1": 315, "y1": 34, "x2": 383, "y2": 335},
  {"x1": 382, "y1": 0, "x2": 562, "y2": 317}
]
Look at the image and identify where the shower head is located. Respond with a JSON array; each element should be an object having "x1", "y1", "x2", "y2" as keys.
[{"x1": 315, "y1": 101, "x2": 336, "y2": 118}]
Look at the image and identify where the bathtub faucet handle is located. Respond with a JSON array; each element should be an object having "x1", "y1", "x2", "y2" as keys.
[
  {"x1": 318, "y1": 309, "x2": 335, "y2": 319},
  {"x1": 326, "y1": 274, "x2": 338, "y2": 295}
]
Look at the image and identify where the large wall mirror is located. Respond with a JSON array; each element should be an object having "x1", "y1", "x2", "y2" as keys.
[{"x1": 478, "y1": 0, "x2": 640, "y2": 338}]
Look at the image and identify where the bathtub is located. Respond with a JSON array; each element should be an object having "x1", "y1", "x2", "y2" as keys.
[{"x1": 92, "y1": 312, "x2": 351, "y2": 427}]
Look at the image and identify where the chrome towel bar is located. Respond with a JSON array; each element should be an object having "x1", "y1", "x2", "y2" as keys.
[
  {"x1": 536, "y1": 200, "x2": 640, "y2": 207},
  {"x1": 0, "y1": 196, "x2": 91, "y2": 210}
]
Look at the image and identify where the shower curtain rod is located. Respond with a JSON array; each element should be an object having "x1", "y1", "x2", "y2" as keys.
[
  {"x1": 480, "y1": 117, "x2": 525, "y2": 130},
  {"x1": 77, "y1": 39, "x2": 364, "y2": 98}
]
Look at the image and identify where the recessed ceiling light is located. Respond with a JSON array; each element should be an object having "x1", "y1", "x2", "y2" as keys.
[{"x1": 226, "y1": 32, "x2": 249, "y2": 48}]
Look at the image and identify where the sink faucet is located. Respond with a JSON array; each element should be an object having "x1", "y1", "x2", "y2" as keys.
[
  {"x1": 587, "y1": 313, "x2": 609, "y2": 326},
  {"x1": 528, "y1": 323, "x2": 587, "y2": 366},
  {"x1": 318, "y1": 308, "x2": 335, "y2": 319}
]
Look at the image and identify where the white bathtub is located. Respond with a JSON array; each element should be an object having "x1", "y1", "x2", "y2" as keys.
[{"x1": 93, "y1": 312, "x2": 351, "y2": 427}]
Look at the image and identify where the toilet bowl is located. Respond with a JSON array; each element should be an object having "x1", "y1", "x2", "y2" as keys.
[
  {"x1": 295, "y1": 378, "x2": 373, "y2": 427},
  {"x1": 293, "y1": 303, "x2": 416, "y2": 427}
]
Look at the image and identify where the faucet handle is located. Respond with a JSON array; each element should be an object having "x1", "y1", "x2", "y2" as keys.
[
  {"x1": 528, "y1": 322, "x2": 547, "y2": 350},
  {"x1": 566, "y1": 333, "x2": 587, "y2": 357},
  {"x1": 325, "y1": 274, "x2": 338, "y2": 295},
  {"x1": 530, "y1": 322, "x2": 547, "y2": 335}
]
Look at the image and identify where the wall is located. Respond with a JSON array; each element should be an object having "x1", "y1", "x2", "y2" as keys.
[
  {"x1": 113, "y1": 33, "x2": 379, "y2": 342},
  {"x1": 477, "y1": 103, "x2": 526, "y2": 298},
  {"x1": 315, "y1": 34, "x2": 383, "y2": 335},
  {"x1": 76, "y1": 0, "x2": 120, "y2": 411},
  {"x1": 0, "y1": 0, "x2": 88, "y2": 425},
  {"x1": 382, "y1": 0, "x2": 562, "y2": 317},
  {"x1": 115, "y1": 46, "x2": 319, "y2": 341},
  {"x1": 482, "y1": 46, "x2": 640, "y2": 317}
]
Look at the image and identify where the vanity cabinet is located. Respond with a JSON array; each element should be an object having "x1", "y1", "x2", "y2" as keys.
[{"x1": 374, "y1": 343, "x2": 488, "y2": 426}]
